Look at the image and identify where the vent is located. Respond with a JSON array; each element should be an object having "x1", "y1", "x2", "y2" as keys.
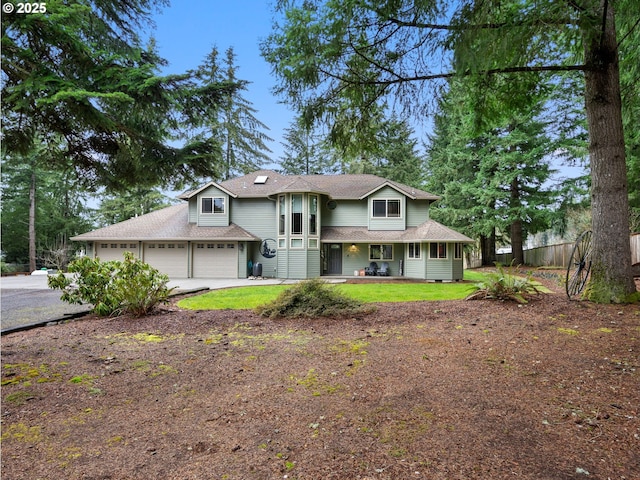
[{"x1": 254, "y1": 175, "x2": 268, "y2": 184}]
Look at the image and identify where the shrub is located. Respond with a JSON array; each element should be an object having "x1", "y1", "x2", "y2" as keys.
[
  {"x1": 48, "y1": 252, "x2": 174, "y2": 317},
  {"x1": 466, "y1": 264, "x2": 542, "y2": 304},
  {"x1": 255, "y1": 278, "x2": 375, "y2": 319}
]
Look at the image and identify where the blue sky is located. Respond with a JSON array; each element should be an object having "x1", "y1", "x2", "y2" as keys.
[{"x1": 151, "y1": 0, "x2": 292, "y2": 167}]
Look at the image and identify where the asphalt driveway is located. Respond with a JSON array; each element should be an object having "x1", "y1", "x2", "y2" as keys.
[
  {"x1": 0, "y1": 275, "x2": 90, "y2": 332},
  {"x1": 1, "y1": 274, "x2": 288, "y2": 333}
]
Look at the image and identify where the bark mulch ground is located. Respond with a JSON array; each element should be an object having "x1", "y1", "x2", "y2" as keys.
[{"x1": 1, "y1": 272, "x2": 639, "y2": 479}]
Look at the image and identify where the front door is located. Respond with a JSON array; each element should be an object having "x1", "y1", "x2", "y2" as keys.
[{"x1": 325, "y1": 243, "x2": 342, "y2": 275}]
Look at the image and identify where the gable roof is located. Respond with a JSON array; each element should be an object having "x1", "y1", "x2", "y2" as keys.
[
  {"x1": 71, "y1": 204, "x2": 260, "y2": 242},
  {"x1": 190, "y1": 170, "x2": 440, "y2": 201},
  {"x1": 177, "y1": 181, "x2": 238, "y2": 200}
]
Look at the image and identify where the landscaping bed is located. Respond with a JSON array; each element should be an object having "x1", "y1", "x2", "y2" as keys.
[{"x1": 1, "y1": 273, "x2": 639, "y2": 479}]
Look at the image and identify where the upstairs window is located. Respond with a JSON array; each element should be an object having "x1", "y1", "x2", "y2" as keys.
[
  {"x1": 372, "y1": 199, "x2": 401, "y2": 218},
  {"x1": 278, "y1": 195, "x2": 286, "y2": 235},
  {"x1": 202, "y1": 197, "x2": 225, "y2": 214},
  {"x1": 291, "y1": 194, "x2": 303, "y2": 235},
  {"x1": 309, "y1": 195, "x2": 318, "y2": 235}
]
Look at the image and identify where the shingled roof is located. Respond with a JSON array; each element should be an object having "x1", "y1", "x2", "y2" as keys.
[
  {"x1": 181, "y1": 170, "x2": 440, "y2": 201},
  {"x1": 321, "y1": 221, "x2": 475, "y2": 244},
  {"x1": 71, "y1": 204, "x2": 260, "y2": 242}
]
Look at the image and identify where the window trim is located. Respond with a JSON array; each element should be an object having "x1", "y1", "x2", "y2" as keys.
[
  {"x1": 201, "y1": 196, "x2": 225, "y2": 214},
  {"x1": 454, "y1": 243, "x2": 463, "y2": 259},
  {"x1": 408, "y1": 242, "x2": 421, "y2": 259},
  {"x1": 372, "y1": 199, "x2": 401, "y2": 218},
  {"x1": 291, "y1": 194, "x2": 303, "y2": 235},
  {"x1": 369, "y1": 244, "x2": 394, "y2": 261},
  {"x1": 429, "y1": 242, "x2": 448, "y2": 259}
]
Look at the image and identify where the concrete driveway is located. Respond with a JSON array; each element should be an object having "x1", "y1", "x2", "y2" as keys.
[{"x1": 1, "y1": 274, "x2": 289, "y2": 333}]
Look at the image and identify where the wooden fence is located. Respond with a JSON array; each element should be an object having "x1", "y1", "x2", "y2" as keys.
[{"x1": 493, "y1": 233, "x2": 640, "y2": 268}]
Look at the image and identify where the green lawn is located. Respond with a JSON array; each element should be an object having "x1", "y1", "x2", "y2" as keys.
[{"x1": 176, "y1": 270, "x2": 486, "y2": 310}]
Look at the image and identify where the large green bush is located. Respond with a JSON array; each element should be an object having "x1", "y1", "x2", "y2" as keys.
[
  {"x1": 48, "y1": 252, "x2": 174, "y2": 317},
  {"x1": 255, "y1": 278, "x2": 375, "y2": 319}
]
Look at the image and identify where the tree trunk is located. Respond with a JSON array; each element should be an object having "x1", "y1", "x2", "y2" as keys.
[
  {"x1": 29, "y1": 170, "x2": 36, "y2": 272},
  {"x1": 510, "y1": 176, "x2": 524, "y2": 265},
  {"x1": 481, "y1": 229, "x2": 496, "y2": 266},
  {"x1": 583, "y1": 2, "x2": 636, "y2": 302},
  {"x1": 510, "y1": 220, "x2": 524, "y2": 265}
]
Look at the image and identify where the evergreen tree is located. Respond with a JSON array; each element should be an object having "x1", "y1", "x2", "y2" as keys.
[
  {"x1": 374, "y1": 119, "x2": 426, "y2": 189},
  {"x1": 427, "y1": 76, "x2": 559, "y2": 265},
  {"x1": 279, "y1": 117, "x2": 338, "y2": 175},
  {"x1": 195, "y1": 47, "x2": 273, "y2": 180},
  {"x1": 1, "y1": 0, "x2": 231, "y2": 190},
  {"x1": 1, "y1": 148, "x2": 92, "y2": 269}
]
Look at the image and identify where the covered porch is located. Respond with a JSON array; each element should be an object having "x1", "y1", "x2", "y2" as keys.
[{"x1": 320, "y1": 222, "x2": 475, "y2": 281}]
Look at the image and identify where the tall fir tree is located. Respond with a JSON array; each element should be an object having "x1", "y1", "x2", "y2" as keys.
[
  {"x1": 1, "y1": 0, "x2": 232, "y2": 191},
  {"x1": 279, "y1": 117, "x2": 339, "y2": 175},
  {"x1": 427, "y1": 76, "x2": 558, "y2": 265},
  {"x1": 1, "y1": 146, "x2": 92, "y2": 269},
  {"x1": 195, "y1": 47, "x2": 273, "y2": 180},
  {"x1": 95, "y1": 188, "x2": 176, "y2": 227}
]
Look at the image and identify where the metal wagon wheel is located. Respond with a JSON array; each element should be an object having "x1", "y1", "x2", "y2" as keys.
[{"x1": 566, "y1": 230, "x2": 593, "y2": 299}]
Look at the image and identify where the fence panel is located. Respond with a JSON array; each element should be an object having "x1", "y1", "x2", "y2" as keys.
[{"x1": 490, "y1": 233, "x2": 639, "y2": 269}]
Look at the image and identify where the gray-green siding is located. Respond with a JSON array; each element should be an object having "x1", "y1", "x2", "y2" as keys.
[
  {"x1": 195, "y1": 186, "x2": 230, "y2": 227},
  {"x1": 232, "y1": 198, "x2": 276, "y2": 237},
  {"x1": 368, "y1": 187, "x2": 406, "y2": 230},
  {"x1": 406, "y1": 200, "x2": 430, "y2": 226},
  {"x1": 322, "y1": 199, "x2": 366, "y2": 227}
]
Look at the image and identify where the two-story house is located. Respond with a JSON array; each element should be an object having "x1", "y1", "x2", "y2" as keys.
[{"x1": 71, "y1": 170, "x2": 474, "y2": 280}]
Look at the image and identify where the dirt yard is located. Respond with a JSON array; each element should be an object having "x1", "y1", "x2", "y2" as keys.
[{"x1": 1, "y1": 273, "x2": 639, "y2": 480}]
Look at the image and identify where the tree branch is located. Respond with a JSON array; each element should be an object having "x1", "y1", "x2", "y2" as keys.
[
  {"x1": 328, "y1": 64, "x2": 589, "y2": 87},
  {"x1": 617, "y1": 15, "x2": 640, "y2": 48},
  {"x1": 383, "y1": 16, "x2": 576, "y2": 31}
]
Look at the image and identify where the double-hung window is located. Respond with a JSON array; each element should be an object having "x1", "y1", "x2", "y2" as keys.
[
  {"x1": 408, "y1": 242, "x2": 421, "y2": 259},
  {"x1": 309, "y1": 195, "x2": 318, "y2": 235},
  {"x1": 372, "y1": 199, "x2": 401, "y2": 218},
  {"x1": 278, "y1": 195, "x2": 286, "y2": 236}
]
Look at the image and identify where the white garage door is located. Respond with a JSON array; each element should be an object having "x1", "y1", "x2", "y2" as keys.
[
  {"x1": 192, "y1": 242, "x2": 238, "y2": 278},
  {"x1": 95, "y1": 242, "x2": 139, "y2": 262},
  {"x1": 143, "y1": 242, "x2": 188, "y2": 278}
]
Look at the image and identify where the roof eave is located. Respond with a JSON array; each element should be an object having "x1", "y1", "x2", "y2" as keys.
[
  {"x1": 358, "y1": 181, "x2": 415, "y2": 200},
  {"x1": 178, "y1": 181, "x2": 238, "y2": 199}
]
